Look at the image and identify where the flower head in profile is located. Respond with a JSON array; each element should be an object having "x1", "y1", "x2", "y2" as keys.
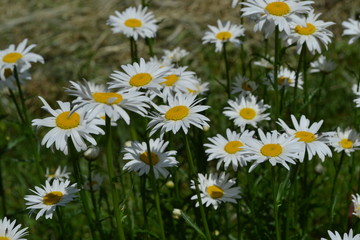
[
  {"x1": 66, "y1": 80, "x2": 150, "y2": 124},
  {"x1": 191, "y1": 172, "x2": 241, "y2": 210},
  {"x1": 123, "y1": 138, "x2": 178, "y2": 178},
  {"x1": 84, "y1": 173, "x2": 103, "y2": 192},
  {"x1": 320, "y1": 229, "x2": 360, "y2": 240},
  {"x1": 352, "y1": 194, "x2": 360, "y2": 219},
  {"x1": 242, "y1": 129, "x2": 302, "y2": 171},
  {"x1": 277, "y1": 115, "x2": 332, "y2": 162},
  {"x1": 223, "y1": 94, "x2": 270, "y2": 130},
  {"x1": 202, "y1": 20, "x2": 245, "y2": 52},
  {"x1": 231, "y1": 75, "x2": 257, "y2": 95},
  {"x1": 25, "y1": 179, "x2": 79, "y2": 220},
  {"x1": 0, "y1": 66, "x2": 31, "y2": 90},
  {"x1": 32, "y1": 97, "x2": 104, "y2": 155},
  {"x1": 107, "y1": 5, "x2": 158, "y2": 40},
  {"x1": 0, "y1": 39, "x2": 44, "y2": 72},
  {"x1": 0, "y1": 217, "x2": 28, "y2": 240},
  {"x1": 285, "y1": 10, "x2": 334, "y2": 55},
  {"x1": 253, "y1": 55, "x2": 274, "y2": 69},
  {"x1": 109, "y1": 58, "x2": 169, "y2": 92},
  {"x1": 162, "y1": 47, "x2": 189, "y2": 63},
  {"x1": 268, "y1": 66, "x2": 303, "y2": 89},
  {"x1": 310, "y1": 55, "x2": 336, "y2": 74},
  {"x1": 45, "y1": 166, "x2": 71, "y2": 181},
  {"x1": 342, "y1": 18, "x2": 360, "y2": 44},
  {"x1": 186, "y1": 77, "x2": 210, "y2": 96},
  {"x1": 204, "y1": 129, "x2": 254, "y2": 170},
  {"x1": 325, "y1": 128, "x2": 360, "y2": 156},
  {"x1": 148, "y1": 93, "x2": 210, "y2": 136},
  {"x1": 241, "y1": 0, "x2": 313, "y2": 38}
]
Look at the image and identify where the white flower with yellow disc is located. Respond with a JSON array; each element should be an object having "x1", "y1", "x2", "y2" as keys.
[
  {"x1": 107, "y1": 5, "x2": 158, "y2": 40},
  {"x1": 277, "y1": 115, "x2": 332, "y2": 162},
  {"x1": 324, "y1": 128, "x2": 360, "y2": 156},
  {"x1": 0, "y1": 217, "x2": 28, "y2": 240},
  {"x1": 204, "y1": 128, "x2": 255, "y2": 170},
  {"x1": 342, "y1": 18, "x2": 360, "y2": 45},
  {"x1": 32, "y1": 97, "x2": 104, "y2": 155},
  {"x1": 45, "y1": 166, "x2": 71, "y2": 181},
  {"x1": 202, "y1": 19, "x2": 245, "y2": 52},
  {"x1": 24, "y1": 179, "x2": 79, "y2": 220},
  {"x1": 123, "y1": 138, "x2": 178, "y2": 178},
  {"x1": 309, "y1": 55, "x2": 336, "y2": 74},
  {"x1": 268, "y1": 66, "x2": 303, "y2": 89},
  {"x1": 191, "y1": 172, "x2": 241, "y2": 210},
  {"x1": 231, "y1": 75, "x2": 257, "y2": 95},
  {"x1": 321, "y1": 229, "x2": 360, "y2": 240}
]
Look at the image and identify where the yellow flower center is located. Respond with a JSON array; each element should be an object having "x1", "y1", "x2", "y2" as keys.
[
  {"x1": 56, "y1": 111, "x2": 81, "y2": 129},
  {"x1": 295, "y1": 131, "x2": 316, "y2": 143},
  {"x1": 340, "y1": 138, "x2": 353, "y2": 149},
  {"x1": 224, "y1": 140, "x2": 244, "y2": 154},
  {"x1": 165, "y1": 105, "x2": 189, "y2": 121},
  {"x1": 242, "y1": 82, "x2": 253, "y2": 91},
  {"x1": 129, "y1": 73, "x2": 152, "y2": 87},
  {"x1": 239, "y1": 108, "x2": 256, "y2": 120},
  {"x1": 47, "y1": 174, "x2": 55, "y2": 178},
  {"x1": 43, "y1": 191, "x2": 63, "y2": 205},
  {"x1": 277, "y1": 76, "x2": 292, "y2": 85},
  {"x1": 260, "y1": 144, "x2": 283, "y2": 157},
  {"x1": 140, "y1": 152, "x2": 159, "y2": 165},
  {"x1": 3, "y1": 68, "x2": 13, "y2": 78},
  {"x1": 187, "y1": 88, "x2": 197, "y2": 94},
  {"x1": 161, "y1": 74, "x2": 179, "y2": 86},
  {"x1": 2, "y1": 52, "x2": 23, "y2": 63},
  {"x1": 124, "y1": 18, "x2": 143, "y2": 28},
  {"x1": 92, "y1": 92, "x2": 123, "y2": 104},
  {"x1": 216, "y1": 31, "x2": 232, "y2": 40},
  {"x1": 295, "y1": 23, "x2": 316, "y2": 35},
  {"x1": 207, "y1": 185, "x2": 224, "y2": 199},
  {"x1": 265, "y1": 2, "x2": 291, "y2": 16},
  {"x1": 0, "y1": 237, "x2": 10, "y2": 240}
]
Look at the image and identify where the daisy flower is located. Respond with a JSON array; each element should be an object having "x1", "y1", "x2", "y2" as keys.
[
  {"x1": 268, "y1": 66, "x2": 303, "y2": 89},
  {"x1": 285, "y1": 10, "x2": 335, "y2": 55},
  {"x1": 45, "y1": 166, "x2": 71, "y2": 181},
  {"x1": 353, "y1": 84, "x2": 360, "y2": 96},
  {"x1": 242, "y1": 129, "x2": 302, "y2": 171},
  {"x1": 107, "y1": 5, "x2": 158, "y2": 40},
  {"x1": 342, "y1": 18, "x2": 360, "y2": 44},
  {"x1": 84, "y1": 173, "x2": 103, "y2": 191},
  {"x1": 0, "y1": 39, "x2": 44, "y2": 72},
  {"x1": 191, "y1": 172, "x2": 241, "y2": 210},
  {"x1": 66, "y1": 80, "x2": 150, "y2": 123},
  {"x1": 162, "y1": 47, "x2": 189, "y2": 63},
  {"x1": 310, "y1": 55, "x2": 336, "y2": 74},
  {"x1": 325, "y1": 128, "x2": 360, "y2": 156},
  {"x1": 0, "y1": 217, "x2": 28, "y2": 240},
  {"x1": 241, "y1": 0, "x2": 313, "y2": 38},
  {"x1": 147, "y1": 93, "x2": 210, "y2": 136},
  {"x1": 109, "y1": 58, "x2": 169, "y2": 91},
  {"x1": 204, "y1": 129, "x2": 255, "y2": 170},
  {"x1": 186, "y1": 77, "x2": 210, "y2": 96},
  {"x1": 223, "y1": 94, "x2": 270, "y2": 130},
  {"x1": 202, "y1": 20, "x2": 245, "y2": 52},
  {"x1": 277, "y1": 115, "x2": 332, "y2": 162},
  {"x1": 253, "y1": 55, "x2": 274, "y2": 69},
  {"x1": 24, "y1": 179, "x2": 79, "y2": 220},
  {"x1": 123, "y1": 138, "x2": 178, "y2": 178},
  {"x1": 231, "y1": 75, "x2": 257, "y2": 95},
  {"x1": 352, "y1": 194, "x2": 360, "y2": 218},
  {"x1": 321, "y1": 229, "x2": 360, "y2": 240},
  {"x1": 0, "y1": 66, "x2": 31, "y2": 90},
  {"x1": 32, "y1": 97, "x2": 104, "y2": 155}
]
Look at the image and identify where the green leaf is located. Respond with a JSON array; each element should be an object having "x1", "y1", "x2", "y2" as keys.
[{"x1": 181, "y1": 211, "x2": 206, "y2": 239}]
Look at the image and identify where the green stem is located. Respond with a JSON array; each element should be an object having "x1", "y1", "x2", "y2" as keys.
[
  {"x1": 302, "y1": 45, "x2": 308, "y2": 114},
  {"x1": 130, "y1": 37, "x2": 139, "y2": 63},
  {"x1": 146, "y1": 38, "x2": 154, "y2": 57},
  {"x1": 284, "y1": 164, "x2": 299, "y2": 240},
  {"x1": 223, "y1": 42, "x2": 231, "y2": 98},
  {"x1": 272, "y1": 168, "x2": 281, "y2": 240},
  {"x1": 293, "y1": 44, "x2": 306, "y2": 114},
  {"x1": 105, "y1": 115, "x2": 126, "y2": 240},
  {"x1": 0, "y1": 156, "x2": 6, "y2": 215},
  {"x1": 8, "y1": 89, "x2": 25, "y2": 123},
  {"x1": 56, "y1": 208, "x2": 66, "y2": 239},
  {"x1": 183, "y1": 133, "x2": 212, "y2": 240},
  {"x1": 273, "y1": 27, "x2": 280, "y2": 119},
  {"x1": 330, "y1": 151, "x2": 345, "y2": 226}
]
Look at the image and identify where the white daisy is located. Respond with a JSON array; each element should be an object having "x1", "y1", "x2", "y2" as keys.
[
  {"x1": 109, "y1": 58, "x2": 170, "y2": 91},
  {"x1": 66, "y1": 80, "x2": 150, "y2": 123},
  {"x1": 191, "y1": 172, "x2": 241, "y2": 210},
  {"x1": 0, "y1": 66, "x2": 31, "y2": 90},
  {"x1": 24, "y1": 179, "x2": 79, "y2": 220},
  {"x1": 32, "y1": 96, "x2": 105, "y2": 155},
  {"x1": 253, "y1": 55, "x2": 274, "y2": 69},
  {"x1": 0, "y1": 217, "x2": 28, "y2": 240},
  {"x1": 242, "y1": 129, "x2": 302, "y2": 171},
  {"x1": 241, "y1": 0, "x2": 313, "y2": 38},
  {"x1": 223, "y1": 94, "x2": 270, "y2": 130},
  {"x1": 162, "y1": 47, "x2": 189, "y2": 63},
  {"x1": 352, "y1": 194, "x2": 360, "y2": 218},
  {"x1": 268, "y1": 66, "x2": 303, "y2": 89},
  {"x1": 123, "y1": 138, "x2": 178, "y2": 178},
  {"x1": 310, "y1": 55, "x2": 336, "y2": 74},
  {"x1": 107, "y1": 5, "x2": 158, "y2": 40},
  {"x1": 231, "y1": 75, "x2": 257, "y2": 95},
  {"x1": 353, "y1": 84, "x2": 360, "y2": 96},
  {"x1": 84, "y1": 173, "x2": 103, "y2": 192},
  {"x1": 277, "y1": 115, "x2": 332, "y2": 162},
  {"x1": 45, "y1": 166, "x2": 71, "y2": 181},
  {"x1": 204, "y1": 129, "x2": 255, "y2": 170},
  {"x1": 0, "y1": 39, "x2": 44, "y2": 72},
  {"x1": 321, "y1": 229, "x2": 360, "y2": 240},
  {"x1": 342, "y1": 18, "x2": 360, "y2": 44},
  {"x1": 285, "y1": 10, "x2": 335, "y2": 55},
  {"x1": 202, "y1": 20, "x2": 245, "y2": 52},
  {"x1": 186, "y1": 77, "x2": 210, "y2": 96},
  {"x1": 147, "y1": 93, "x2": 210, "y2": 136},
  {"x1": 325, "y1": 128, "x2": 360, "y2": 156}
]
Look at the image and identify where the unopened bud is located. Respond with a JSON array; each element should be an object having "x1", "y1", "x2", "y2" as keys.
[
  {"x1": 84, "y1": 146, "x2": 100, "y2": 161},
  {"x1": 172, "y1": 208, "x2": 182, "y2": 219},
  {"x1": 124, "y1": 140, "x2": 132, "y2": 147},
  {"x1": 166, "y1": 180, "x2": 175, "y2": 188},
  {"x1": 203, "y1": 125, "x2": 210, "y2": 132},
  {"x1": 314, "y1": 163, "x2": 324, "y2": 175}
]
